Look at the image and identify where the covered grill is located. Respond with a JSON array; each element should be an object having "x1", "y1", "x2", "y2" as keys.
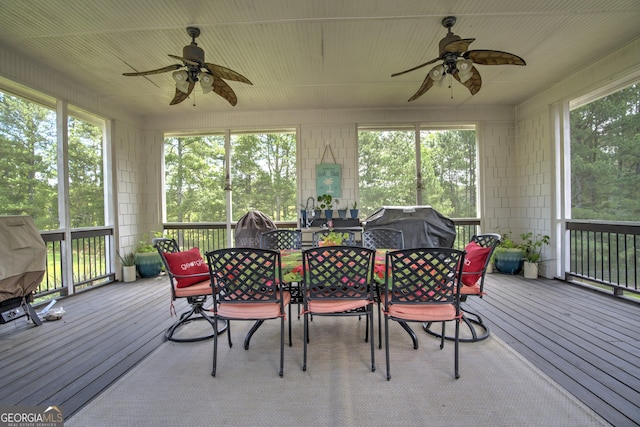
[
  {"x1": 0, "y1": 216, "x2": 46, "y2": 326},
  {"x1": 363, "y1": 206, "x2": 456, "y2": 249}
]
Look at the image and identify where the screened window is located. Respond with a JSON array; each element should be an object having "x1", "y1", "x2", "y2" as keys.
[
  {"x1": 163, "y1": 135, "x2": 226, "y2": 222},
  {"x1": 358, "y1": 127, "x2": 477, "y2": 218},
  {"x1": 570, "y1": 83, "x2": 640, "y2": 221},
  {"x1": 231, "y1": 131, "x2": 297, "y2": 221},
  {"x1": 0, "y1": 90, "x2": 58, "y2": 230},
  {"x1": 163, "y1": 130, "x2": 297, "y2": 223},
  {"x1": 358, "y1": 129, "x2": 416, "y2": 217},
  {"x1": 419, "y1": 129, "x2": 477, "y2": 218},
  {"x1": 68, "y1": 113, "x2": 105, "y2": 227}
]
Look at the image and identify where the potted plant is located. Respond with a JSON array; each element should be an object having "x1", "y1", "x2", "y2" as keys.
[
  {"x1": 117, "y1": 250, "x2": 137, "y2": 282},
  {"x1": 317, "y1": 194, "x2": 336, "y2": 220},
  {"x1": 493, "y1": 233, "x2": 526, "y2": 275},
  {"x1": 350, "y1": 201, "x2": 359, "y2": 219},
  {"x1": 520, "y1": 232, "x2": 550, "y2": 279},
  {"x1": 134, "y1": 234, "x2": 163, "y2": 278},
  {"x1": 319, "y1": 230, "x2": 349, "y2": 246},
  {"x1": 337, "y1": 200, "x2": 347, "y2": 219}
]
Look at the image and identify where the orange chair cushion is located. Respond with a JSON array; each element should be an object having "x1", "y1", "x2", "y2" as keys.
[
  {"x1": 461, "y1": 242, "x2": 492, "y2": 286},
  {"x1": 386, "y1": 303, "x2": 456, "y2": 322},
  {"x1": 217, "y1": 291, "x2": 291, "y2": 319},
  {"x1": 306, "y1": 298, "x2": 370, "y2": 314},
  {"x1": 460, "y1": 282, "x2": 481, "y2": 295},
  {"x1": 164, "y1": 248, "x2": 209, "y2": 288},
  {"x1": 174, "y1": 279, "x2": 212, "y2": 298}
]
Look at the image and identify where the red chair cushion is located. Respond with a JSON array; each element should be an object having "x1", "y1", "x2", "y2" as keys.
[
  {"x1": 461, "y1": 241, "x2": 493, "y2": 286},
  {"x1": 164, "y1": 248, "x2": 209, "y2": 288}
]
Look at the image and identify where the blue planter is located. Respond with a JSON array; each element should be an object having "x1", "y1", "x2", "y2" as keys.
[
  {"x1": 135, "y1": 252, "x2": 163, "y2": 278},
  {"x1": 494, "y1": 249, "x2": 525, "y2": 275}
]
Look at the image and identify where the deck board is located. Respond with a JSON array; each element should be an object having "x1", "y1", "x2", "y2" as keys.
[
  {"x1": 1, "y1": 273, "x2": 639, "y2": 426},
  {"x1": 466, "y1": 273, "x2": 640, "y2": 427}
]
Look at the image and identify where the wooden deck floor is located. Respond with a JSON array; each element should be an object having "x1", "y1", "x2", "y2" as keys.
[{"x1": 1, "y1": 273, "x2": 639, "y2": 426}]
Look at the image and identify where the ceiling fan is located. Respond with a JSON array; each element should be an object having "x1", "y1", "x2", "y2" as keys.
[
  {"x1": 391, "y1": 16, "x2": 526, "y2": 101},
  {"x1": 122, "y1": 26, "x2": 252, "y2": 106}
]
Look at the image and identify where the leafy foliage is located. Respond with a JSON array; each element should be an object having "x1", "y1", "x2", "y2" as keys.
[
  {"x1": 570, "y1": 84, "x2": 640, "y2": 221},
  {"x1": 0, "y1": 91, "x2": 105, "y2": 230},
  {"x1": 358, "y1": 129, "x2": 477, "y2": 218}
]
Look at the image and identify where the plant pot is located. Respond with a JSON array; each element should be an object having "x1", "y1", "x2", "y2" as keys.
[
  {"x1": 122, "y1": 265, "x2": 137, "y2": 282},
  {"x1": 135, "y1": 252, "x2": 163, "y2": 278},
  {"x1": 337, "y1": 209, "x2": 347, "y2": 219},
  {"x1": 324, "y1": 210, "x2": 333, "y2": 220},
  {"x1": 350, "y1": 209, "x2": 359, "y2": 219},
  {"x1": 300, "y1": 209, "x2": 307, "y2": 226},
  {"x1": 523, "y1": 261, "x2": 539, "y2": 279},
  {"x1": 494, "y1": 248, "x2": 525, "y2": 275},
  {"x1": 313, "y1": 209, "x2": 322, "y2": 220},
  {"x1": 486, "y1": 261, "x2": 494, "y2": 274}
]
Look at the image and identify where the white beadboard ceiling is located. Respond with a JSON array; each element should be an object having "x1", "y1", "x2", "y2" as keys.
[{"x1": 0, "y1": 0, "x2": 639, "y2": 118}]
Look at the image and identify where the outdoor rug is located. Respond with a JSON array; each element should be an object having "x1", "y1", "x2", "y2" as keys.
[{"x1": 67, "y1": 316, "x2": 608, "y2": 426}]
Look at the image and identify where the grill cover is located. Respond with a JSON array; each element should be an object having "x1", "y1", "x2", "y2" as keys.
[
  {"x1": 363, "y1": 206, "x2": 456, "y2": 249},
  {"x1": 234, "y1": 210, "x2": 276, "y2": 248},
  {"x1": 0, "y1": 216, "x2": 46, "y2": 303}
]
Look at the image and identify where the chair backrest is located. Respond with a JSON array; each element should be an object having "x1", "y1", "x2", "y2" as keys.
[
  {"x1": 259, "y1": 229, "x2": 302, "y2": 250},
  {"x1": 464, "y1": 233, "x2": 501, "y2": 291},
  {"x1": 385, "y1": 248, "x2": 465, "y2": 306},
  {"x1": 302, "y1": 246, "x2": 375, "y2": 300},
  {"x1": 153, "y1": 238, "x2": 181, "y2": 299},
  {"x1": 153, "y1": 237, "x2": 212, "y2": 294},
  {"x1": 311, "y1": 230, "x2": 356, "y2": 247},
  {"x1": 362, "y1": 228, "x2": 405, "y2": 250},
  {"x1": 206, "y1": 248, "x2": 283, "y2": 305}
]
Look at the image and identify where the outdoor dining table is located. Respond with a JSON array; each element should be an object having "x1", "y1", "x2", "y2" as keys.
[{"x1": 242, "y1": 248, "x2": 421, "y2": 350}]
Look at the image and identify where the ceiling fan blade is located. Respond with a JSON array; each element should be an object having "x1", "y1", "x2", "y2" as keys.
[
  {"x1": 453, "y1": 66, "x2": 482, "y2": 95},
  {"x1": 464, "y1": 50, "x2": 526, "y2": 66},
  {"x1": 169, "y1": 81, "x2": 195, "y2": 105},
  {"x1": 407, "y1": 75, "x2": 435, "y2": 102},
  {"x1": 168, "y1": 54, "x2": 200, "y2": 67},
  {"x1": 391, "y1": 57, "x2": 440, "y2": 77},
  {"x1": 122, "y1": 64, "x2": 182, "y2": 76},
  {"x1": 204, "y1": 63, "x2": 253, "y2": 85},
  {"x1": 442, "y1": 38, "x2": 475, "y2": 54},
  {"x1": 212, "y1": 77, "x2": 239, "y2": 106}
]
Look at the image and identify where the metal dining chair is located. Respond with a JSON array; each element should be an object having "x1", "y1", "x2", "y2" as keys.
[
  {"x1": 153, "y1": 237, "x2": 228, "y2": 342},
  {"x1": 382, "y1": 247, "x2": 465, "y2": 380},
  {"x1": 259, "y1": 229, "x2": 302, "y2": 250},
  {"x1": 362, "y1": 228, "x2": 405, "y2": 250},
  {"x1": 423, "y1": 233, "x2": 501, "y2": 342},
  {"x1": 206, "y1": 247, "x2": 291, "y2": 377},
  {"x1": 301, "y1": 246, "x2": 376, "y2": 372}
]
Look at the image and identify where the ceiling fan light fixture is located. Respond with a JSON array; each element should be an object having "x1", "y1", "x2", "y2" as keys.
[
  {"x1": 429, "y1": 65, "x2": 445, "y2": 81},
  {"x1": 428, "y1": 65, "x2": 446, "y2": 87},
  {"x1": 200, "y1": 73, "x2": 213, "y2": 94},
  {"x1": 456, "y1": 59, "x2": 474, "y2": 83},
  {"x1": 172, "y1": 70, "x2": 190, "y2": 93}
]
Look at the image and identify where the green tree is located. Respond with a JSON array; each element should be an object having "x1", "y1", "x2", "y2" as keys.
[
  {"x1": 571, "y1": 84, "x2": 640, "y2": 220},
  {"x1": 164, "y1": 135, "x2": 226, "y2": 222},
  {"x1": 358, "y1": 130, "x2": 416, "y2": 217},
  {"x1": 68, "y1": 117, "x2": 104, "y2": 227},
  {"x1": 358, "y1": 129, "x2": 477, "y2": 219},
  {"x1": 0, "y1": 91, "x2": 58, "y2": 229},
  {"x1": 421, "y1": 130, "x2": 477, "y2": 217},
  {"x1": 231, "y1": 133, "x2": 297, "y2": 221}
]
